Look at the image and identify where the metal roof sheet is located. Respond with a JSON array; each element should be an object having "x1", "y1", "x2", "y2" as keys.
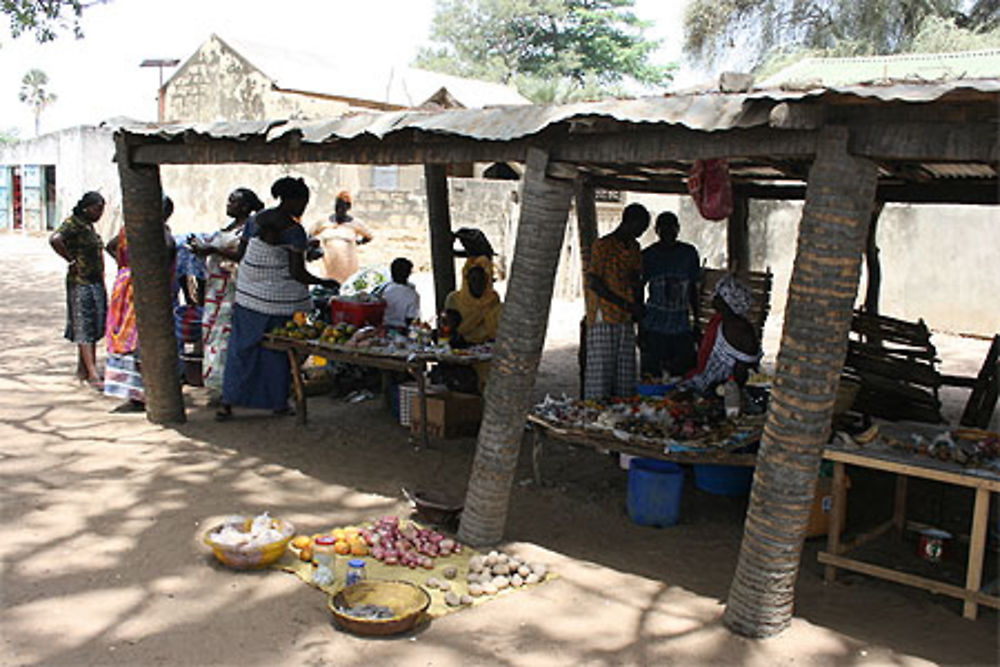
[{"x1": 115, "y1": 78, "x2": 1000, "y2": 146}]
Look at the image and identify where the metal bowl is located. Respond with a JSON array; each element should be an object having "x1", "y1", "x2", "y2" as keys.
[
  {"x1": 328, "y1": 580, "x2": 431, "y2": 636},
  {"x1": 407, "y1": 489, "x2": 463, "y2": 526}
]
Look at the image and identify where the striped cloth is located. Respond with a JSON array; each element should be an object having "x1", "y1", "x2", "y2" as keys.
[
  {"x1": 680, "y1": 327, "x2": 761, "y2": 395},
  {"x1": 105, "y1": 352, "x2": 144, "y2": 402},
  {"x1": 234, "y1": 237, "x2": 311, "y2": 316},
  {"x1": 584, "y1": 322, "x2": 638, "y2": 399}
]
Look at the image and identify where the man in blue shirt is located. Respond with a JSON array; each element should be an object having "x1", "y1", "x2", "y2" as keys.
[{"x1": 641, "y1": 212, "x2": 701, "y2": 379}]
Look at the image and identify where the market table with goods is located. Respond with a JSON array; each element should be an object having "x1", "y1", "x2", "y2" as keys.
[
  {"x1": 263, "y1": 317, "x2": 492, "y2": 448},
  {"x1": 528, "y1": 389, "x2": 767, "y2": 486},
  {"x1": 819, "y1": 420, "x2": 1000, "y2": 620},
  {"x1": 202, "y1": 512, "x2": 552, "y2": 636}
]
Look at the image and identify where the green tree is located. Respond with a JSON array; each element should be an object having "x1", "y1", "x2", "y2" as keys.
[
  {"x1": 2, "y1": 0, "x2": 109, "y2": 43},
  {"x1": 0, "y1": 127, "x2": 19, "y2": 144},
  {"x1": 415, "y1": 0, "x2": 674, "y2": 102},
  {"x1": 684, "y1": 0, "x2": 1000, "y2": 71},
  {"x1": 19, "y1": 68, "x2": 56, "y2": 136}
]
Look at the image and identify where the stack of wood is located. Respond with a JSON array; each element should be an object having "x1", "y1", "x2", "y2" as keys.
[
  {"x1": 698, "y1": 268, "x2": 773, "y2": 340},
  {"x1": 843, "y1": 311, "x2": 944, "y2": 423}
]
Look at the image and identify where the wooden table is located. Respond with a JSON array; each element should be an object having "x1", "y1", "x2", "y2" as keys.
[
  {"x1": 820, "y1": 442, "x2": 1000, "y2": 620},
  {"x1": 527, "y1": 413, "x2": 759, "y2": 485},
  {"x1": 263, "y1": 335, "x2": 490, "y2": 450}
]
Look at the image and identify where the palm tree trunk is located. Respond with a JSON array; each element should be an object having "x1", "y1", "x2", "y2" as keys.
[
  {"x1": 458, "y1": 147, "x2": 574, "y2": 546},
  {"x1": 723, "y1": 126, "x2": 877, "y2": 638},
  {"x1": 114, "y1": 135, "x2": 186, "y2": 424}
]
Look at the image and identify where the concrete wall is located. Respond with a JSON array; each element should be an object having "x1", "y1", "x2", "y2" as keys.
[
  {"x1": 162, "y1": 35, "x2": 351, "y2": 124},
  {"x1": 0, "y1": 126, "x2": 121, "y2": 240},
  {"x1": 623, "y1": 194, "x2": 998, "y2": 337}
]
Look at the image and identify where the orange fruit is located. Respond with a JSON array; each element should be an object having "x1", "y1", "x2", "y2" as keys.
[
  {"x1": 334, "y1": 540, "x2": 351, "y2": 555},
  {"x1": 299, "y1": 546, "x2": 314, "y2": 562},
  {"x1": 331, "y1": 529, "x2": 347, "y2": 541},
  {"x1": 291, "y1": 535, "x2": 312, "y2": 550},
  {"x1": 350, "y1": 542, "x2": 368, "y2": 556}
]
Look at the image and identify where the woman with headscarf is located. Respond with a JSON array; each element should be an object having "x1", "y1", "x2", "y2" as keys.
[
  {"x1": 438, "y1": 256, "x2": 502, "y2": 393},
  {"x1": 49, "y1": 191, "x2": 107, "y2": 390},
  {"x1": 310, "y1": 190, "x2": 373, "y2": 284},
  {"x1": 217, "y1": 177, "x2": 338, "y2": 420},
  {"x1": 189, "y1": 187, "x2": 265, "y2": 398},
  {"x1": 103, "y1": 196, "x2": 177, "y2": 408},
  {"x1": 679, "y1": 273, "x2": 760, "y2": 395}
]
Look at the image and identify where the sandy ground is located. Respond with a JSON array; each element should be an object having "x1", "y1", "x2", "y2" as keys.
[{"x1": 0, "y1": 231, "x2": 997, "y2": 666}]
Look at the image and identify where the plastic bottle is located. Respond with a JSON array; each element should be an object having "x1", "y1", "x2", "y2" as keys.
[
  {"x1": 723, "y1": 376, "x2": 741, "y2": 418},
  {"x1": 346, "y1": 559, "x2": 367, "y2": 586}
]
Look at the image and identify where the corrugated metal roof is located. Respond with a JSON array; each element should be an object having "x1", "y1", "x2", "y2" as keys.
[
  {"x1": 759, "y1": 49, "x2": 1000, "y2": 89},
  {"x1": 115, "y1": 78, "x2": 999, "y2": 151}
]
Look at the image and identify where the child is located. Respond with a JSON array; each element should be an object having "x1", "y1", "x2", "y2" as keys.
[{"x1": 382, "y1": 257, "x2": 420, "y2": 331}]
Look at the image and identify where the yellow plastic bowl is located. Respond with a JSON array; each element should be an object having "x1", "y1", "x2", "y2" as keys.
[{"x1": 202, "y1": 517, "x2": 296, "y2": 570}]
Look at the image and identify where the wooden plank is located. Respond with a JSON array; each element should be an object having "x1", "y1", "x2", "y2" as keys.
[
  {"x1": 963, "y1": 487, "x2": 991, "y2": 619},
  {"x1": 527, "y1": 415, "x2": 758, "y2": 467},
  {"x1": 552, "y1": 127, "x2": 820, "y2": 163},
  {"x1": 818, "y1": 551, "x2": 1000, "y2": 611},
  {"x1": 727, "y1": 194, "x2": 749, "y2": 276},
  {"x1": 826, "y1": 461, "x2": 848, "y2": 583},
  {"x1": 286, "y1": 349, "x2": 307, "y2": 426},
  {"x1": 841, "y1": 518, "x2": 895, "y2": 553},
  {"x1": 823, "y1": 449, "x2": 1000, "y2": 492},
  {"x1": 848, "y1": 122, "x2": 999, "y2": 162},
  {"x1": 892, "y1": 475, "x2": 908, "y2": 532}
]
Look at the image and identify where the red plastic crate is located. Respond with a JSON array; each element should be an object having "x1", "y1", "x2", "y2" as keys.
[{"x1": 329, "y1": 298, "x2": 386, "y2": 328}]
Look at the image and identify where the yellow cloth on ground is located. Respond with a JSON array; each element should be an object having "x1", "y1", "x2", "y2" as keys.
[{"x1": 273, "y1": 519, "x2": 552, "y2": 619}]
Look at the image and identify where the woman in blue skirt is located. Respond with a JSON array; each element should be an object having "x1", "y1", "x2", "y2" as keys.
[{"x1": 217, "y1": 177, "x2": 338, "y2": 420}]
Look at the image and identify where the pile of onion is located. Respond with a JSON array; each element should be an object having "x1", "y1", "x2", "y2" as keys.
[{"x1": 361, "y1": 516, "x2": 462, "y2": 569}]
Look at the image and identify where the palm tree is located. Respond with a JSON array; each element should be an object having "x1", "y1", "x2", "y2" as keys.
[
  {"x1": 723, "y1": 127, "x2": 879, "y2": 638},
  {"x1": 18, "y1": 69, "x2": 57, "y2": 137},
  {"x1": 458, "y1": 148, "x2": 574, "y2": 545}
]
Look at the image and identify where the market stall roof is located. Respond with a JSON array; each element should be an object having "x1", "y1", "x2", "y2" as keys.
[{"x1": 112, "y1": 78, "x2": 999, "y2": 204}]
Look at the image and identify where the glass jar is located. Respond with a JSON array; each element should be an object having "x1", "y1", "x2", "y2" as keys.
[
  {"x1": 313, "y1": 536, "x2": 337, "y2": 567},
  {"x1": 345, "y1": 558, "x2": 367, "y2": 586}
]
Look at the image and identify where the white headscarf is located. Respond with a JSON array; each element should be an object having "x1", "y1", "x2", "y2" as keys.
[{"x1": 713, "y1": 273, "x2": 752, "y2": 317}]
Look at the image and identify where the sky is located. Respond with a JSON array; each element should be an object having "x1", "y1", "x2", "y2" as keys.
[{"x1": 0, "y1": 0, "x2": 693, "y2": 139}]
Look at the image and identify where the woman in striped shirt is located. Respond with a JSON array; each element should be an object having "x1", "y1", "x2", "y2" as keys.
[{"x1": 217, "y1": 177, "x2": 338, "y2": 420}]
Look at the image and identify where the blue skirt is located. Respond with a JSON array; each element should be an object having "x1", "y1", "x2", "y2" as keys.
[{"x1": 222, "y1": 304, "x2": 291, "y2": 410}]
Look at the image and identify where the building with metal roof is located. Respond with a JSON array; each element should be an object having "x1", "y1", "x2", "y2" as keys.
[{"x1": 758, "y1": 48, "x2": 1000, "y2": 89}]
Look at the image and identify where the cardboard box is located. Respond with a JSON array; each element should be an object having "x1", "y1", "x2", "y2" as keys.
[
  {"x1": 806, "y1": 475, "x2": 850, "y2": 538},
  {"x1": 410, "y1": 391, "x2": 483, "y2": 439}
]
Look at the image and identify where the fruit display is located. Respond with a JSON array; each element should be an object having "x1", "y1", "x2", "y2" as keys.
[
  {"x1": 293, "y1": 527, "x2": 370, "y2": 562},
  {"x1": 270, "y1": 312, "x2": 322, "y2": 340},
  {"x1": 319, "y1": 322, "x2": 357, "y2": 344}
]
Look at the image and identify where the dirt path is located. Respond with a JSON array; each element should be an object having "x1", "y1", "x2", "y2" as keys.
[{"x1": 0, "y1": 232, "x2": 995, "y2": 666}]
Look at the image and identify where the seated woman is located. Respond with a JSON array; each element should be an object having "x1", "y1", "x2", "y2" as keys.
[
  {"x1": 436, "y1": 256, "x2": 502, "y2": 393},
  {"x1": 679, "y1": 273, "x2": 760, "y2": 395},
  {"x1": 217, "y1": 177, "x2": 338, "y2": 420}
]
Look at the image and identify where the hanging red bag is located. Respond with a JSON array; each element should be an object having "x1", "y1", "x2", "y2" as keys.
[{"x1": 687, "y1": 158, "x2": 733, "y2": 220}]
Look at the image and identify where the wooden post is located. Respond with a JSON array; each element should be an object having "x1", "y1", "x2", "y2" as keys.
[
  {"x1": 425, "y1": 163, "x2": 456, "y2": 314},
  {"x1": 458, "y1": 147, "x2": 574, "y2": 546},
  {"x1": 963, "y1": 487, "x2": 990, "y2": 619},
  {"x1": 724, "y1": 126, "x2": 878, "y2": 638},
  {"x1": 727, "y1": 192, "x2": 750, "y2": 276},
  {"x1": 114, "y1": 134, "x2": 185, "y2": 424},
  {"x1": 863, "y1": 201, "x2": 885, "y2": 315},
  {"x1": 574, "y1": 179, "x2": 599, "y2": 398},
  {"x1": 574, "y1": 179, "x2": 599, "y2": 273}
]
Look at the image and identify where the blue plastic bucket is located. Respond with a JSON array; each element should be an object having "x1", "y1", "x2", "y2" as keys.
[
  {"x1": 627, "y1": 459, "x2": 684, "y2": 527},
  {"x1": 693, "y1": 464, "x2": 755, "y2": 496}
]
